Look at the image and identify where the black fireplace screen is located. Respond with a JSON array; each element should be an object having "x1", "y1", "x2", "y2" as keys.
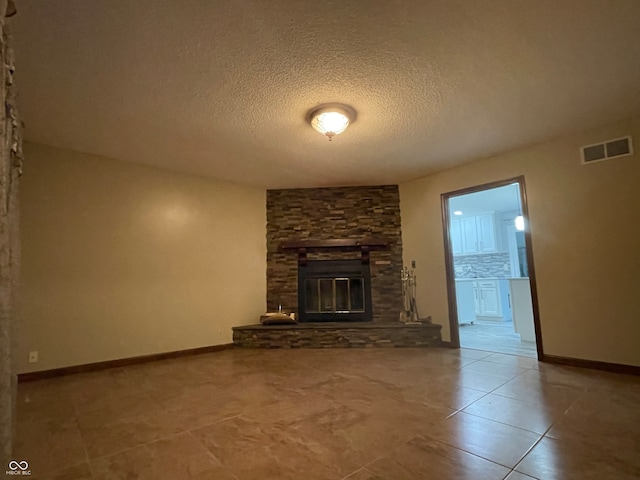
[
  {"x1": 304, "y1": 277, "x2": 365, "y2": 313},
  {"x1": 298, "y1": 260, "x2": 372, "y2": 322}
]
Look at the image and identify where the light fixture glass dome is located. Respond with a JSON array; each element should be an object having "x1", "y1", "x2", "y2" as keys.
[
  {"x1": 515, "y1": 215, "x2": 525, "y2": 231},
  {"x1": 307, "y1": 104, "x2": 356, "y2": 141},
  {"x1": 311, "y1": 111, "x2": 349, "y2": 136}
]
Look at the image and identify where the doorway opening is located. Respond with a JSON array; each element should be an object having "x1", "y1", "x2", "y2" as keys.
[{"x1": 441, "y1": 176, "x2": 543, "y2": 359}]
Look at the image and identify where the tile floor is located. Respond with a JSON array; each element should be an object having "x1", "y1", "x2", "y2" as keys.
[
  {"x1": 14, "y1": 347, "x2": 640, "y2": 479},
  {"x1": 459, "y1": 320, "x2": 537, "y2": 358}
]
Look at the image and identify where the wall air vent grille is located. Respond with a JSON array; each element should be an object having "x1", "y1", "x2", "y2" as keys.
[{"x1": 581, "y1": 136, "x2": 633, "y2": 164}]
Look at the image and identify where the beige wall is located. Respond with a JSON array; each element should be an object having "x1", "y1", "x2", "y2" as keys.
[
  {"x1": 400, "y1": 115, "x2": 640, "y2": 367},
  {"x1": 18, "y1": 142, "x2": 266, "y2": 373}
]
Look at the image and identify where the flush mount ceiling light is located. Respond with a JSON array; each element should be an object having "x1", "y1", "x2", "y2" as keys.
[
  {"x1": 453, "y1": 210, "x2": 463, "y2": 216},
  {"x1": 307, "y1": 103, "x2": 357, "y2": 141}
]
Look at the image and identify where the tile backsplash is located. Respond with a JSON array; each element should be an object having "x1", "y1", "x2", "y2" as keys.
[{"x1": 454, "y1": 253, "x2": 511, "y2": 278}]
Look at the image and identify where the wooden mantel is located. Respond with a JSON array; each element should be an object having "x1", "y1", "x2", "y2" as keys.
[
  {"x1": 279, "y1": 238, "x2": 389, "y2": 265},
  {"x1": 280, "y1": 238, "x2": 389, "y2": 250}
]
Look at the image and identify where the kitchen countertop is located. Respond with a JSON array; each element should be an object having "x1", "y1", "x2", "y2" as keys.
[{"x1": 455, "y1": 277, "x2": 529, "y2": 281}]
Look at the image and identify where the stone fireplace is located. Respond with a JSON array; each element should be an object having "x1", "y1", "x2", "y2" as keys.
[
  {"x1": 234, "y1": 184, "x2": 443, "y2": 348},
  {"x1": 266, "y1": 185, "x2": 404, "y2": 322}
]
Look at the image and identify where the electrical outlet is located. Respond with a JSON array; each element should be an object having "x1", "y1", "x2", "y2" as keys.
[{"x1": 28, "y1": 351, "x2": 38, "y2": 363}]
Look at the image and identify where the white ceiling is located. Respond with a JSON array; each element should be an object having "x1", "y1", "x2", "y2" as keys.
[
  {"x1": 449, "y1": 183, "x2": 520, "y2": 217},
  {"x1": 12, "y1": 0, "x2": 640, "y2": 189}
]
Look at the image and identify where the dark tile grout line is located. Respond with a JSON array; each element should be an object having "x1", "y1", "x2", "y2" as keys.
[
  {"x1": 355, "y1": 428, "x2": 424, "y2": 479},
  {"x1": 75, "y1": 406, "x2": 246, "y2": 468},
  {"x1": 359, "y1": 363, "x2": 538, "y2": 477},
  {"x1": 71, "y1": 393, "x2": 96, "y2": 480},
  {"x1": 340, "y1": 466, "x2": 369, "y2": 480},
  {"x1": 428, "y1": 365, "x2": 544, "y2": 473},
  {"x1": 439, "y1": 362, "x2": 551, "y2": 466},
  {"x1": 501, "y1": 468, "x2": 540, "y2": 480},
  {"x1": 507, "y1": 386, "x2": 588, "y2": 479},
  {"x1": 86, "y1": 420, "x2": 246, "y2": 478},
  {"x1": 459, "y1": 346, "x2": 536, "y2": 360},
  {"x1": 185, "y1": 430, "x2": 241, "y2": 480}
]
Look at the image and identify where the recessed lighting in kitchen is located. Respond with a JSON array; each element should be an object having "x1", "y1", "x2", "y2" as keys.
[{"x1": 453, "y1": 211, "x2": 463, "y2": 216}]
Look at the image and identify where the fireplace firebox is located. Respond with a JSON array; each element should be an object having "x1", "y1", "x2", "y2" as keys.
[{"x1": 298, "y1": 259, "x2": 373, "y2": 322}]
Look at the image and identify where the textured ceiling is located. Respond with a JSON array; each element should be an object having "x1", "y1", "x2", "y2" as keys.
[{"x1": 12, "y1": 0, "x2": 640, "y2": 188}]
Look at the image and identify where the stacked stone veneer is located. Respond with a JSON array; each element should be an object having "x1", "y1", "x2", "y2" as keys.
[
  {"x1": 266, "y1": 185, "x2": 403, "y2": 323},
  {"x1": 233, "y1": 323, "x2": 442, "y2": 348}
]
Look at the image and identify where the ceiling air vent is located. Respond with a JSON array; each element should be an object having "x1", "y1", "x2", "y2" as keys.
[{"x1": 581, "y1": 136, "x2": 633, "y2": 165}]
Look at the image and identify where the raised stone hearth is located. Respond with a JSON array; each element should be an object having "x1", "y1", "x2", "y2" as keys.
[{"x1": 233, "y1": 322, "x2": 442, "y2": 349}]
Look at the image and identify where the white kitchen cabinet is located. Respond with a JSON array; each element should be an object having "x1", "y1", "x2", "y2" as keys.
[
  {"x1": 499, "y1": 279, "x2": 513, "y2": 322},
  {"x1": 454, "y1": 280, "x2": 476, "y2": 324},
  {"x1": 450, "y1": 218, "x2": 463, "y2": 255},
  {"x1": 461, "y1": 217, "x2": 478, "y2": 254},
  {"x1": 472, "y1": 281, "x2": 480, "y2": 314},
  {"x1": 452, "y1": 213, "x2": 498, "y2": 255},
  {"x1": 476, "y1": 213, "x2": 497, "y2": 252},
  {"x1": 509, "y1": 278, "x2": 536, "y2": 342},
  {"x1": 474, "y1": 280, "x2": 502, "y2": 318}
]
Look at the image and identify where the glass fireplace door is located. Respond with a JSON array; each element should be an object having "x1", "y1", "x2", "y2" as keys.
[{"x1": 304, "y1": 277, "x2": 365, "y2": 314}]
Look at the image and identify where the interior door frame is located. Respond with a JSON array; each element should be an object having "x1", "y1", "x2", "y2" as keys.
[{"x1": 440, "y1": 175, "x2": 545, "y2": 360}]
